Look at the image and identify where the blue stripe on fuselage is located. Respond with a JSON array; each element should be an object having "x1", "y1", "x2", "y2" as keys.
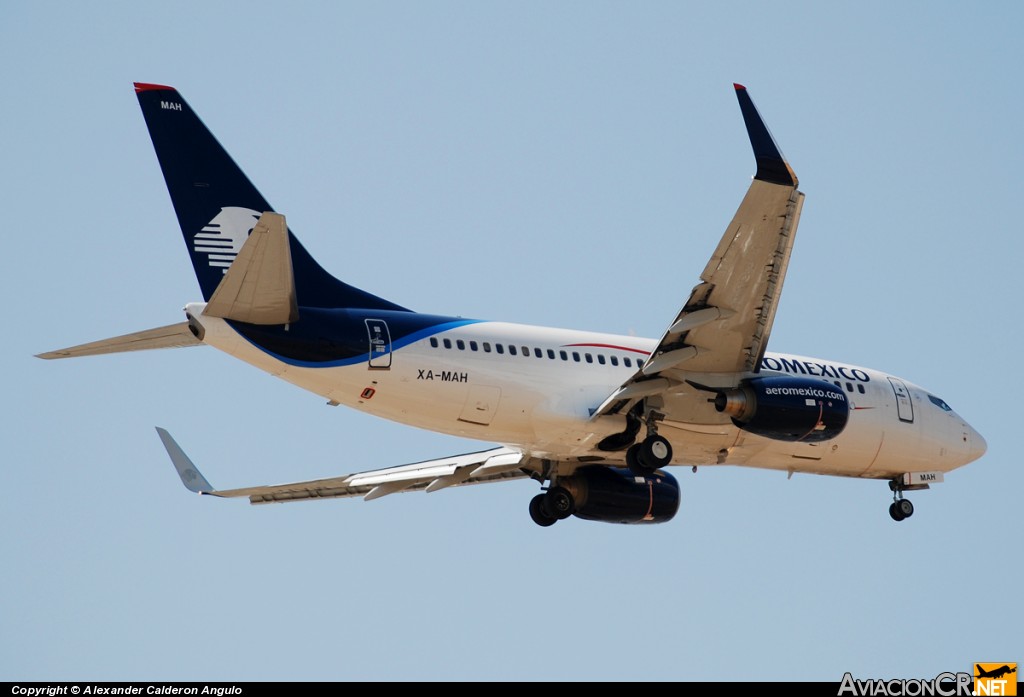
[{"x1": 228, "y1": 309, "x2": 482, "y2": 368}]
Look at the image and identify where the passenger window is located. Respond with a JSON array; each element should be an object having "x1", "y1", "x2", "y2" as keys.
[
  {"x1": 572, "y1": 352, "x2": 581, "y2": 362},
  {"x1": 483, "y1": 342, "x2": 491, "y2": 353},
  {"x1": 560, "y1": 350, "x2": 568, "y2": 361},
  {"x1": 846, "y1": 382, "x2": 854, "y2": 392},
  {"x1": 443, "y1": 338, "x2": 452, "y2": 349},
  {"x1": 585, "y1": 353, "x2": 593, "y2": 363},
  {"x1": 534, "y1": 348, "x2": 543, "y2": 358},
  {"x1": 430, "y1": 338, "x2": 438, "y2": 348},
  {"x1": 610, "y1": 356, "x2": 619, "y2": 366},
  {"x1": 508, "y1": 345, "x2": 517, "y2": 356},
  {"x1": 598, "y1": 355, "x2": 606, "y2": 365},
  {"x1": 496, "y1": 344, "x2": 505, "y2": 354},
  {"x1": 624, "y1": 357, "x2": 632, "y2": 367},
  {"x1": 456, "y1": 340, "x2": 465, "y2": 350},
  {"x1": 470, "y1": 341, "x2": 478, "y2": 351},
  {"x1": 548, "y1": 349, "x2": 556, "y2": 359},
  {"x1": 857, "y1": 384, "x2": 865, "y2": 394}
]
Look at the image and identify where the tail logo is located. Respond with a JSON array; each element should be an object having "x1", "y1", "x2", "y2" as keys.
[{"x1": 194, "y1": 207, "x2": 262, "y2": 273}]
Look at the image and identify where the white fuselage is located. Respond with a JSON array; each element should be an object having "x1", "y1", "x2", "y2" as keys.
[{"x1": 190, "y1": 302, "x2": 985, "y2": 481}]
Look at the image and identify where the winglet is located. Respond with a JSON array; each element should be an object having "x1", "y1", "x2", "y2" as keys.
[
  {"x1": 156, "y1": 427, "x2": 215, "y2": 494},
  {"x1": 734, "y1": 84, "x2": 798, "y2": 187}
]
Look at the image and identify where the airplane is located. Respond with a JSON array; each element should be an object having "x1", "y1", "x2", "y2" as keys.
[
  {"x1": 976, "y1": 666, "x2": 1017, "y2": 680},
  {"x1": 38, "y1": 82, "x2": 987, "y2": 527}
]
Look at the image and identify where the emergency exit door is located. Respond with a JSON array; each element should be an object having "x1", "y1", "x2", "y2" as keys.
[
  {"x1": 888, "y1": 377, "x2": 914, "y2": 423},
  {"x1": 365, "y1": 319, "x2": 392, "y2": 369}
]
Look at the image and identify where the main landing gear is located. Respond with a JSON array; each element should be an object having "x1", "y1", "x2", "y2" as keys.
[
  {"x1": 529, "y1": 486, "x2": 575, "y2": 527},
  {"x1": 626, "y1": 435, "x2": 672, "y2": 474},
  {"x1": 888, "y1": 480, "x2": 915, "y2": 522},
  {"x1": 625, "y1": 413, "x2": 674, "y2": 475}
]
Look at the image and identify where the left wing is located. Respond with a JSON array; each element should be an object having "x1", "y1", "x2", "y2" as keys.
[
  {"x1": 596, "y1": 84, "x2": 803, "y2": 417},
  {"x1": 156, "y1": 428, "x2": 528, "y2": 504}
]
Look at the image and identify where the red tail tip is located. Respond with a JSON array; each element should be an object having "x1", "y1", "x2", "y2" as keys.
[
  {"x1": 134, "y1": 82, "x2": 175, "y2": 93},
  {"x1": 733, "y1": 83, "x2": 746, "y2": 91}
]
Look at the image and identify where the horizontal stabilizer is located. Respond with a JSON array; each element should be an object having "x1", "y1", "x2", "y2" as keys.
[
  {"x1": 203, "y1": 211, "x2": 299, "y2": 325},
  {"x1": 36, "y1": 322, "x2": 202, "y2": 360}
]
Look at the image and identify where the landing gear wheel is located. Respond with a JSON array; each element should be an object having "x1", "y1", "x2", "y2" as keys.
[
  {"x1": 889, "y1": 499, "x2": 914, "y2": 521},
  {"x1": 639, "y1": 435, "x2": 672, "y2": 470},
  {"x1": 895, "y1": 498, "x2": 914, "y2": 519},
  {"x1": 887, "y1": 477, "x2": 917, "y2": 522},
  {"x1": 626, "y1": 443, "x2": 645, "y2": 475},
  {"x1": 529, "y1": 494, "x2": 557, "y2": 527},
  {"x1": 544, "y1": 486, "x2": 575, "y2": 520}
]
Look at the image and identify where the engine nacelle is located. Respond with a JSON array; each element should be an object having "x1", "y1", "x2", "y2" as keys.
[
  {"x1": 715, "y1": 376, "x2": 849, "y2": 442},
  {"x1": 562, "y1": 466, "x2": 680, "y2": 525}
]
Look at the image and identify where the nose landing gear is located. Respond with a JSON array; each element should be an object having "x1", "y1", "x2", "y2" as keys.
[
  {"x1": 888, "y1": 480, "x2": 916, "y2": 521},
  {"x1": 889, "y1": 498, "x2": 914, "y2": 521},
  {"x1": 885, "y1": 472, "x2": 942, "y2": 521}
]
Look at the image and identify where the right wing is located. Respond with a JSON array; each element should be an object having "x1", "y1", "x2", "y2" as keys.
[
  {"x1": 595, "y1": 84, "x2": 803, "y2": 418},
  {"x1": 156, "y1": 428, "x2": 529, "y2": 504},
  {"x1": 37, "y1": 322, "x2": 202, "y2": 360}
]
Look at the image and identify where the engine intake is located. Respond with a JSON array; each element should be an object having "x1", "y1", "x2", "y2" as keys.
[
  {"x1": 715, "y1": 376, "x2": 849, "y2": 442},
  {"x1": 561, "y1": 466, "x2": 680, "y2": 525}
]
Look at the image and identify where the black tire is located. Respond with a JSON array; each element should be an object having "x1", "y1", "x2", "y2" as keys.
[
  {"x1": 639, "y1": 435, "x2": 672, "y2": 470},
  {"x1": 545, "y1": 486, "x2": 576, "y2": 520},
  {"x1": 529, "y1": 494, "x2": 557, "y2": 527},
  {"x1": 889, "y1": 502, "x2": 906, "y2": 521},
  {"x1": 626, "y1": 443, "x2": 646, "y2": 475},
  {"x1": 895, "y1": 498, "x2": 914, "y2": 519}
]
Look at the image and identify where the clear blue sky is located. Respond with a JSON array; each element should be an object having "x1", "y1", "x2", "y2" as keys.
[{"x1": 2, "y1": 1, "x2": 1020, "y2": 681}]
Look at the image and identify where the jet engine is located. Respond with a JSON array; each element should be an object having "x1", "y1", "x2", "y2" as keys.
[
  {"x1": 561, "y1": 466, "x2": 680, "y2": 525},
  {"x1": 714, "y1": 376, "x2": 849, "y2": 442}
]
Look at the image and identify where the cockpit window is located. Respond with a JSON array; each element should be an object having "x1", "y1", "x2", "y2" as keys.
[{"x1": 928, "y1": 394, "x2": 952, "y2": 412}]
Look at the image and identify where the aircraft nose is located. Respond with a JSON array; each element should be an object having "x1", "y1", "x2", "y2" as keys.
[{"x1": 967, "y1": 424, "x2": 987, "y2": 462}]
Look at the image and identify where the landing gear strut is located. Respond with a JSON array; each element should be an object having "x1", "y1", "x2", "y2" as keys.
[
  {"x1": 528, "y1": 486, "x2": 576, "y2": 527},
  {"x1": 888, "y1": 480, "x2": 915, "y2": 522}
]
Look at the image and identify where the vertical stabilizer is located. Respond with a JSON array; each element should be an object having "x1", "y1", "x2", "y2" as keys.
[{"x1": 134, "y1": 83, "x2": 408, "y2": 312}]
